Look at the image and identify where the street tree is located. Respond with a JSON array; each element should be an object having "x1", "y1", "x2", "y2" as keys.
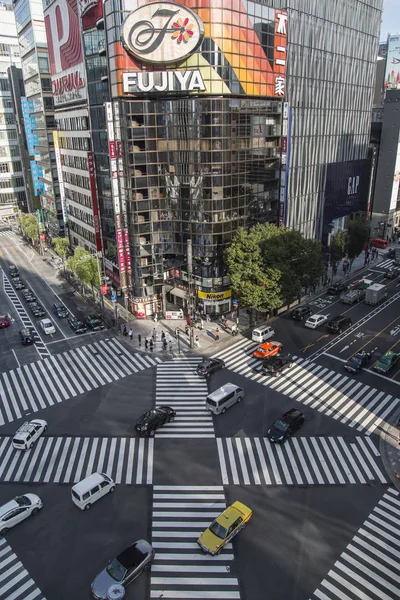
[
  {"x1": 67, "y1": 247, "x2": 100, "y2": 292},
  {"x1": 18, "y1": 213, "x2": 39, "y2": 244},
  {"x1": 329, "y1": 230, "x2": 347, "y2": 273},
  {"x1": 346, "y1": 219, "x2": 369, "y2": 267},
  {"x1": 52, "y1": 238, "x2": 70, "y2": 272}
]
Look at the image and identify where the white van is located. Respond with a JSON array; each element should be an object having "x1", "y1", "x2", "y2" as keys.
[
  {"x1": 71, "y1": 473, "x2": 115, "y2": 510},
  {"x1": 252, "y1": 325, "x2": 275, "y2": 343},
  {"x1": 206, "y1": 383, "x2": 244, "y2": 415}
]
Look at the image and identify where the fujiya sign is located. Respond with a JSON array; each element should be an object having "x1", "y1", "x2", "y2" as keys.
[
  {"x1": 121, "y1": 2, "x2": 204, "y2": 65},
  {"x1": 123, "y1": 70, "x2": 205, "y2": 94}
]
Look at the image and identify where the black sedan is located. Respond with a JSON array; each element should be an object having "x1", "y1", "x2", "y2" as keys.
[
  {"x1": 68, "y1": 317, "x2": 87, "y2": 334},
  {"x1": 326, "y1": 282, "x2": 348, "y2": 295},
  {"x1": 135, "y1": 406, "x2": 176, "y2": 437},
  {"x1": 30, "y1": 302, "x2": 46, "y2": 318},
  {"x1": 344, "y1": 351, "x2": 372, "y2": 374},
  {"x1": 197, "y1": 358, "x2": 225, "y2": 378},
  {"x1": 261, "y1": 353, "x2": 293, "y2": 376},
  {"x1": 266, "y1": 408, "x2": 304, "y2": 443},
  {"x1": 384, "y1": 267, "x2": 400, "y2": 279},
  {"x1": 19, "y1": 328, "x2": 35, "y2": 345},
  {"x1": 291, "y1": 306, "x2": 312, "y2": 321},
  {"x1": 53, "y1": 302, "x2": 69, "y2": 318},
  {"x1": 86, "y1": 314, "x2": 104, "y2": 331},
  {"x1": 9, "y1": 265, "x2": 19, "y2": 278},
  {"x1": 22, "y1": 289, "x2": 36, "y2": 302},
  {"x1": 91, "y1": 539, "x2": 154, "y2": 600},
  {"x1": 12, "y1": 279, "x2": 25, "y2": 290}
]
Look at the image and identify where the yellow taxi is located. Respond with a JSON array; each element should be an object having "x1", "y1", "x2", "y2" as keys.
[{"x1": 197, "y1": 501, "x2": 252, "y2": 555}]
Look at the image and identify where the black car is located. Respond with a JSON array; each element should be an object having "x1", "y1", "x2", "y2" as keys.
[
  {"x1": 267, "y1": 408, "x2": 304, "y2": 443},
  {"x1": 327, "y1": 282, "x2": 348, "y2": 295},
  {"x1": 344, "y1": 351, "x2": 372, "y2": 374},
  {"x1": 326, "y1": 315, "x2": 352, "y2": 334},
  {"x1": 12, "y1": 278, "x2": 25, "y2": 290},
  {"x1": 387, "y1": 248, "x2": 396, "y2": 259},
  {"x1": 19, "y1": 328, "x2": 35, "y2": 345},
  {"x1": 22, "y1": 289, "x2": 36, "y2": 303},
  {"x1": 9, "y1": 265, "x2": 19, "y2": 278},
  {"x1": 85, "y1": 314, "x2": 104, "y2": 331},
  {"x1": 291, "y1": 306, "x2": 312, "y2": 321},
  {"x1": 68, "y1": 317, "x2": 87, "y2": 334},
  {"x1": 135, "y1": 406, "x2": 176, "y2": 437},
  {"x1": 384, "y1": 267, "x2": 400, "y2": 279},
  {"x1": 261, "y1": 353, "x2": 293, "y2": 376},
  {"x1": 30, "y1": 302, "x2": 46, "y2": 318},
  {"x1": 196, "y1": 358, "x2": 225, "y2": 378},
  {"x1": 53, "y1": 302, "x2": 69, "y2": 318}
]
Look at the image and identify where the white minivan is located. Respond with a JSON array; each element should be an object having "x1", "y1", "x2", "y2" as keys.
[
  {"x1": 71, "y1": 473, "x2": 115, "y2": 510},
  {"x1": 252, "y1": 325, "x2": 275, "y2": 343},
  {"x1": 206, "y1": 383, "x2": 244, "y2": 415}
]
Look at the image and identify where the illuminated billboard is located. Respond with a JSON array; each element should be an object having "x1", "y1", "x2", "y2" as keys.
[
  {"x1": 385, "y1": 34, "x2": 400, "y2": 90},
  {"x1": 110, "y1": 0, "x2": 287, "y2": 98}
]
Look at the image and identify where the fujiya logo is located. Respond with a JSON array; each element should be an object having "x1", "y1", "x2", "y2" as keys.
[{"x1": 121, "y1": 2, "x2": 204, "y2": 65}]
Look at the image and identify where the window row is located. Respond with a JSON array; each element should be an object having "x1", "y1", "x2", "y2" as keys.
[
  {"x1": 64, "y1": 187, "x2": 92, "y2": 209},
  {"x1": 68, "y1": 205, "x2": 94, "y2": 227},
  {"x1": 59, "y1": 136, "x2": 90, "y2": 151},
  {"x1": 69, "y1": 220, "x2": 95, "y2": 245},
  {"x1": 61, "y1": 154, "x2": 88, "y2": 171},
  {"x1": 63, "y1": 170, "x2": 90, "y2": 190},
  {"x1": 57, "y1": 116, "x2": 88, "y2": 131}
]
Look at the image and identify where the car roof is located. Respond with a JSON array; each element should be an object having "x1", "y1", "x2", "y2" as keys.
[
  {"x1": 0, "y1": 498, "x2": 18, "y2": 516},
  {"x1": 41, "y1": 319, "x2": 52, "y2": 325},
  {"x1": 117, "y1": 540, "x2": 152, "y2": 568},
  {"x1": 21, "y1": 328, "x2": 32, "y2": 335},
  {"x1": 216, "y1": 505, "x2": 242, "y2": 526},
  {"x1": 72, "y1": 472, "x2": 109, "y2": 494},
  {"x1": 0, "y1": 314, "x2": 7, "y2": 319},
  {"x1": 283, "y1": 408, "x2": 303, "y2": 420}
]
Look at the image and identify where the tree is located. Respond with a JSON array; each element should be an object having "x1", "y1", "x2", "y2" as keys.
[
  {"x1": 346, "y1": 220, "x2": 369, "y2": 267},
  {"x1": 52, "y1": 238, "x2": 70, "y2": 272},
  {"x1": 67, "y1": 247, "x2": 100, "y2": 292},
  {"x1": 329, "y1": 231, "x2": 347, "y2": 273},
  {"x1": 18, "y1": 213, "x2": 39, "y2": 244}
]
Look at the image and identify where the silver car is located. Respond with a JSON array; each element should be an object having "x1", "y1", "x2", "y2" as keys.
[
  {"x1": 91, "y1": 539, "x2": 154, "y2": 599},
  {"x1": 0, "y1": 494, "x2": 43, "y2": 535}
]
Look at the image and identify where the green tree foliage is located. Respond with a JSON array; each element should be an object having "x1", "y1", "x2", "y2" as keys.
[
  {"x1": 67, "y1": 247, "x2": 100, "y2": 289},
  {"x1": 346, "y1": 220, "x2": 369, "y2": 266},
  {"x1": 52, "y1": 238, "x2": 69, "y2": 271},
  {"x1": 18, "y1": 213, "x2": 39, "y2": 243},
  {"x1": 329, "y1": 230, "x2": 347, "y2": 270}
]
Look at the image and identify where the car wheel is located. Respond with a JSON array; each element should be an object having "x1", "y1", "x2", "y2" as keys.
[
  {"x1": 149, "y1": 430, "x2": 155, "y2": 437},
  {"x1": 32, "y1": 508, "x2": 39, "y2": 515},
  {"x1": 84, "y1": 503, "x2": 91, "y2": 510},
  {"x1": 221, "y1": 407, "x2": 227, "y2": 414},
  {"x1": 30, "y1": 441, "x2": 35, "y2": 449},
  {"x1": 169, "y1": 415, "x2": 175, "y2": 422},
  {"x1": 109, "y1": 486, "x2": 116, "y2": 493},
  {"x1": 237, "y1": 396, "x2": 242, "y2": 403},
  {"x1": 1, "y1": 528, "x2": 9, "y2": 535},
  {"x1": 144, "y1": 562, "x2": 152, "y2": 570},
  {"x1": 44, "y1": 425, "x2": 48, "y2": 432}
]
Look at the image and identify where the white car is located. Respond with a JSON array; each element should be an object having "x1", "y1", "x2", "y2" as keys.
[
  {"x1": 12, "y1": 419, "x2": 48, "y2": 450},
  {"x1": 304, "y1": 314, "x2": 328, "y2": 329},
  {"x1": 0, "y1": 494, "x2": 43, "y2": 535},
  {"x1": 40, "y1": 318, "x2": 56, "y2": 335}
]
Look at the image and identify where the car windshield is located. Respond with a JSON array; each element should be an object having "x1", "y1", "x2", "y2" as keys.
[
  {"x1": 15, "y1": 495, "x2": 30, "y2": 506},
  {"x1": 106, "y1": 558, "x2": 126, "y2": 582},
  {"x1": 209, "y1": 521, "x2": 227, "y2": 539},
  {"x1": 273, "y1": 419, "x2": 289, "y2": 432},
  {"x1": 349, "y1": 357, "x2": 361, "y2": 366},
  {"x1": 380, "y1": 355, "x2": 392, "y2": 365}
]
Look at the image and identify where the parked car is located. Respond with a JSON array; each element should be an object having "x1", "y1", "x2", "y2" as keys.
[
  {"x1": 68, "y1": 317, "x2": 87, "y2": 334},
  {"x1": 135, "y1": 406, "x2": 176, "y2": 437},
  {"x1": 9, "y1": 265, "x2": 19, "y2": 278},
  {"x1": 40, "y1": 318, "x2": 56, "y2": 335},
  {"x1": 91, "y1": 540, "x2": 154, "y2": 600},
  {"x1": 85, "y1": 314, "x2": 104, "y2": 331},
  {"x1": 266, "y1": 408, "x2": 305, "y2": 443},
  {"x1": 19, "y1": 328, "x2": 35, "y2": 345},
  {"x1": 372, "y1": 351, "x2": 400, "y2": 374},
  {"x1": 326, "y1": 282, "x2": 348, "y2": 295},
  {"x1": 22, "y1": 289, "x2": 36, "y2": 303},
  {"x1": 53, "y1": 302, "x2": 69, "y2": 318},
  {"x1": 253, "y1": 341, "x2": 283, "y2": 359},
  {"x1": 291, "y1": 306, "x2": 313, "y2": 321},
  {"x1": 12, "y1": 419, "x2": 47, "y2": 450},
  {"x1": 0, "y1": 494, "x2": 43, "y2": 535},
  {"x1": 196, "y1": 358, "x2": 225, "y2": 378},
  {"x1": 0, "y1": 314, "x2": 10, "y2": 328},
  {"x1": 344, "y1": 351, "x2": 372, "y2": 374},
  {"x1": 30, "y1": 302, "x2": 46, "y2": 318},
  {"x1": 197, "y1": 501, "x2": 252, "y2": 555},
  {"x1": 326, "y1": 315, "x2": 352, "y2": 334},
  {"x1": 304, "y1": 314, "x2": 328, "y2": 329},
  {"x1": 260, "y1": 353, "x2": 293, "y2": 377},
  {"x1": 12, "y1": 278, "x2": 25, "y2": 289}
]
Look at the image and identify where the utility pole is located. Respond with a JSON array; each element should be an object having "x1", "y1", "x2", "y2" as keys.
[{"x1": 187, "y1": 239, "x2": 194, "y2": 349}]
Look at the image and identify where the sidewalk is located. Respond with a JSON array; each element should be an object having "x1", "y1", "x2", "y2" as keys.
[{"x1": 380, "y1": 411, "x2": 400, "y2": 491}]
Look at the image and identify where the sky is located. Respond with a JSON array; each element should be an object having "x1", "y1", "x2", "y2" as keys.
[{"x1": 381, "y1": 0, "x2": 400, "y2": 41}]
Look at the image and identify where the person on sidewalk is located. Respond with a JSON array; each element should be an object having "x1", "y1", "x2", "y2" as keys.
[
  {"x1": 215, "y1": 327, "x2": 220, "y2": 342},
  {"x1": 153, "y1": 327, "x2": 157, "y2": 339},
  {"x1": 145, "y1": 338, "x2": 149, "y2": 349},
  {"x1": 161, "y1": 331, "x2": 165, "y2": 341},
  {"x1": 185, "y1": 325, "x2": 189, "y2": 336},
  {"x1": 128, "y1": 328, "x2": 133, "y2": 341},
  {"x1": 150, "y1": 339, "x2": 153, "y2": 351},
  {"x1": 123, "y1": 325, "x2": 127, "y2": 337},
  {"x1": 194, "y1": 335, "x2": 200, "y2": 347},
  {"x1": 138, "y1": 334, "x2": 142, "y2": 346},
  {"x1": 231, "y1": 323, "x2": 236, "y2": 336}
]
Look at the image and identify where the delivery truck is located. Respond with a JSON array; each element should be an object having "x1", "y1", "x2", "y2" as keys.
[{"x1": 364, "y1": 283, "x2": 387, "y2": 306}]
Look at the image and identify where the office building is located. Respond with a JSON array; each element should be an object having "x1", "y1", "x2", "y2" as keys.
[{"x1": 0, "y1": 3, "x2": 25, "y2": 219}]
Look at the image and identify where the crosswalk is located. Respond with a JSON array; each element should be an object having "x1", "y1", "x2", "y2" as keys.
[
  {"x1": 0, "y1": 338, "x2": 161, "y2": 425},
  {"x1": 150, "y1": 486, "x2": 241, "y2": 599},
  {"x1": 0, "y1": 538, "x2": 46, "y2": 599},
  {"x1": 213, "y1": 339, "x2": 399, "y2": 435},
  {"x1": 2, "y1": 271, "x2": 49, "y2": 359},
  {"x1": 216, "y1": 436, "x2": 387, "y2": 485},
  {"x1": 310, "y1": 487, "x2": 400, "y2": 600},
  {"x1": 155, "y1": 357, "x2": 214, "y2": 438},
  {"x1": 0, "y1": 436, "x2": 154, "y2": 484},
  {"x1": 376, "y1": 257, "x2": 394, "y2": 270}
]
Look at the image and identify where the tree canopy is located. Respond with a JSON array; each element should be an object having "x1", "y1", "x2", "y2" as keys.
[
  {"x1": 329, "y1": 230, "x2": 347, "y2": 270},
  {"x1": 67, "y1": 247, "x2": 100, "y2": 289},
  {"x1": 18, "y1": 213, "x2": 39, "y2": 243}
]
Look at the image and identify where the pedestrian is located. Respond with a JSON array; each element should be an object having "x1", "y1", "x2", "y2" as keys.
[
  {"x1": 199, "y1": 319, "x2": 204, "y2": 330},
  {"x1": 150, "y1": 339, "x2": 153, "y2": 351},
  {"x1": 224, "y1": 318, "x2": 228, "y2": 329},
  {"x1": 128, "y1": 328, "x2": 133, "y2": 341},
  {"x1": 185, "y1": 325, "x2": 189, "y2": 336},
  {"x1": 153, "y1": 327, "x2": 157, "y2": 339},
  {"x1": 163, "y1": 339, "x2": 167, "y2": 350},
  {"x1": 231, "y1": 323, "x2": 236, "y2": 336},
  {"x1": 169, "y1": 339, "x2": 172, "y2": 351},
  {"x1": 153, "y1": 313, "x2": 158, "y2": 323},
  {"x1": 123, "y1": 325, "x2": 127, "y2": 337},
  {"x1": 138, "y1": 333, "x2": 142, "y2": 346},
  {"x1": 206, "y1": 314, "x2": 210, "y2": 323},
  {"x1": 215, "y1": 327, "x2": 220, "y2": 342},
  {"x1": 145, "y1": 338, "x2": 149, "y2": 349},
  {"x1": 161, "y1": 331, "x2": 165, "y2": 341},
  {"x1": 194, "y1": 335, "x2": 200, "y2": 347}
]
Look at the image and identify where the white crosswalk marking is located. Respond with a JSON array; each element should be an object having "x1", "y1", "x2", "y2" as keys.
[
  {"x1": 0, "y1": 436, "x2": 154, "y2": 484},
  {"x1": 213, "y1": 340, "x2": 398, "y2": 434},
  {"x1": 155, "y1": 357, "x2": 214, "y2": 438},
  {"x1": 151, "y1": 486, "x2": 241, "y2": 599},
  {"x1": 216, "y1": 437, "x2": 387, "y2": 485},
  {"x1": 377, "y1": 258, "x2": 394, "y2": 270},
  {"x1": 311, "y1": 488, "x2": 400, "y2": 600},
  {"x1": 0, "y1": 538, "x2": 46, "y2": 600},
  {"x1": 0, "y1": 338, "x2": 160, "y2": 424}
]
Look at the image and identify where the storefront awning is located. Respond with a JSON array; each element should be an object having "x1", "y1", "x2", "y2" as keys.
[{"x1": 170, "y1": 287, "x2": 187, "y2": 299}]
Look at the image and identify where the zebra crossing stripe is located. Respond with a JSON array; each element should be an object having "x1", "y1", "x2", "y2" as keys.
[
  {"x1": 0, "y1": 539, "x2": 46, "y2": 600},
  {"x1": 216, "y1": 437, "x2": 387, "y2": 485}
]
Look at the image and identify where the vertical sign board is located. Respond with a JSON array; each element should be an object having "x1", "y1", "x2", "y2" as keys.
[
  {"x1": 87, "y1": 152, "x2": 103, "y2": 252},
  {"x1": 52, "y1": 131, "x2": 67, "y2": 224}
]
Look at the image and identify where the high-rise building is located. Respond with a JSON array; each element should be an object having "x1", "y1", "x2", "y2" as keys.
[
  {"x1": 0, "y1": 2, "x2": 26, "y2": 219},
  {"x1": 13, "y1": 0, "x2": 64, "y2": 236}
]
